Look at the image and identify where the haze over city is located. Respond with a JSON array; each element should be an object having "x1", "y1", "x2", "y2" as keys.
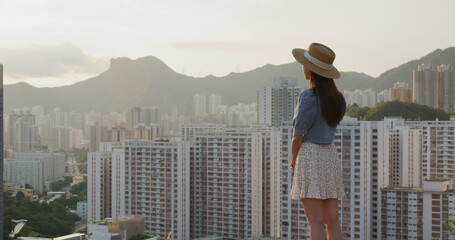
[
  {"x1": 1, "y1": 0, "x2": 455, "y2": 87},
  {"x1": 3, "y1": 1, "x2": 455, "y2": 240}
]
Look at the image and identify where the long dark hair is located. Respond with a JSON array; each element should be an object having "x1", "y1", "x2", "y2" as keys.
[{"x1": 310, "y1": 71, "x2": 345, "y2": 127}]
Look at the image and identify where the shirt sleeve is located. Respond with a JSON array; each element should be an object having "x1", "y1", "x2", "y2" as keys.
[{"x1": 293, "y1": 91, "x2": 318, "y2": 135}]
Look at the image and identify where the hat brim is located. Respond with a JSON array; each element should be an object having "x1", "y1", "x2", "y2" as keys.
[{"x1": 292, "y1": 48, "x2": 340, "y2": 79}]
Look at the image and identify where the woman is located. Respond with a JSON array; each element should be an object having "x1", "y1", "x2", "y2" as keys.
[{"x1": 289, "y1": 43, "x2": 346, "y2": 240}]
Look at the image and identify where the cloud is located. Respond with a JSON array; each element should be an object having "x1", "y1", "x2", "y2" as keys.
[{"x1": 0, "y1": 43, "x2": 108, "y2": 79}]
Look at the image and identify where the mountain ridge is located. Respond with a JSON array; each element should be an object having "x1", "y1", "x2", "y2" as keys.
[{"x1": 5, "y1": 47, "x2": 455, "y2": 113}]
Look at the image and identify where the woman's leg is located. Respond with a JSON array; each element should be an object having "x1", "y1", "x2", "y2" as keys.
[
  {"x1": 301, "y1": 198, "x2": 326, "y2": 240},
  {"x1": 322, "y1": 199, "x2": 342, "y2": 240}
]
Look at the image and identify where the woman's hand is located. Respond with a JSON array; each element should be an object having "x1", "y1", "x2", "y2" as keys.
[{"x1": 290, "y1": 161, "x2": 296, "y2": 173}]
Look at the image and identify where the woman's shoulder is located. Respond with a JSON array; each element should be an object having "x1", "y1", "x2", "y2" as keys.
[{"x1": 300, "y1": 89, "x2": 317, "y2": 102}]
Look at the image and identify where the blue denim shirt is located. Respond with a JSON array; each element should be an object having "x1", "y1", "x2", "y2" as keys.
[{"x1": 293, "y1": 89, "x2": 345, "y2": 143}]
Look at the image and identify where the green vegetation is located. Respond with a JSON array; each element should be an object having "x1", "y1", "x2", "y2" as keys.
[
  {"x1": 52, "y1": 195, "x2": 85, "y2": 210},
  {"x1": 432, "y1": 219, "x2": 455, "y2": 239},
  {"x1": 3, "y1": 192, "x2": 81, "y2": 239},
  {"x1": 74, "y1": 148, "x2": 88, "y2": 163},
  {"x1": 130, "y1": 234, "x2": 155, "y2": 240},
  {"x1": 346, "y1": 101, "x2": 451, "y2": 121},
  {"x1": 74, "y1": 148, "x2": 88, "y2": 173},
  {"x1": 70, "y1": 179, "x2": 87, "y2": 200},
  {"x1": 51, "y1": 176, "x2": 73, "y2": 191},
  {"x1": 346, "y1": 103, "x2": 370, "y2": 120},
  {"x1": 445, "y1": 219, "x2": 455, "y2": 236},
  {"x1": 78, "y1": 164, "x2": 87, "y2": 174}
]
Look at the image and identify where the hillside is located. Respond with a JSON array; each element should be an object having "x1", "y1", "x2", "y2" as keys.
[
  {"x1": 4, "y1": 57, "x2": 372, "y2": 113},
  {"x1": 371, "y1": 47, "x2": 455, "y2": 92},
  {"x1": 4, "y1": 47, "x2": 455, "y2": 113}
]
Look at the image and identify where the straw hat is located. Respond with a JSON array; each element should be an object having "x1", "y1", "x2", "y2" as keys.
[{"x1": 292, "y1": 43, "x2": 340, "y2": 79}]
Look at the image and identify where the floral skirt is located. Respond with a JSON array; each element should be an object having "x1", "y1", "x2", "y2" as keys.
[{"x1": 289, "y1": 143, "x2": 345, "y2": 200}]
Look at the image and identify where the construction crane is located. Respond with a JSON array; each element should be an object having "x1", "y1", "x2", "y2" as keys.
[{"x1": 9, "y1": 219, "x2": 27, "y2": 238}]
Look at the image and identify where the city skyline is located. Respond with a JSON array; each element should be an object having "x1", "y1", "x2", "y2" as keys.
[{"x1": 1, "y1": 0, "x2": 455, "y2": 87}]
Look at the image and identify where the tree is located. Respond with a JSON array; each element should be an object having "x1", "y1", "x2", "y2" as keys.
[{"x1": 3, "y1": 193, "x2": 80, "y2": 239}]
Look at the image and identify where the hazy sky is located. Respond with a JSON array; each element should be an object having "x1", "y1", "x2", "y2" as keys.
[{"x1": 0, "y1": 0, "x2": 454, "y2": 87}]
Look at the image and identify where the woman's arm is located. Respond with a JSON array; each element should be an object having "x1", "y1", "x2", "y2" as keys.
[{"x1": 290, "y1": 134, "x2": 303, "y2": 173}]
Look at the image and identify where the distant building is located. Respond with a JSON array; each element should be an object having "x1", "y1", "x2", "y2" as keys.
[
  {"x1": 3, "y1": 152, "x2": 65, "y2": 192},
  {"x1": 389, "y1": 82, "x2": 412, "y2": 102},
  {"x1": 77, "y1": 201, "x2": 87, "y2": 220},
  {"x1": 142, "y1": 107, "x2": 161, "y2": 125},
  {"x1": 413, "y1": 64, "x2": 455, "y2": 111},
  {"x1": 257, "y1": 77, "x2": 301, "y2": 127},
  {"x1": 125, "y1": 106, "x2": 143, "y2": 130},
  {"x1": 181, "y1": 123, "x2": 221, "y2": 141},
  {"x1": 208, "y1": 94, "x2": 222, "y2": 115},
  {"x1": 88, "y1": 215, "x2": 146, "y2": 240},
  {"x1": 107, "y1": 125, "x2": 162, "y2": 143},
  {"x1": 193, "y1": 94, "x2": 207, "y2": 116},
  {"x1": 344, "y1": 89, "x2": 377, "y2": 107},
  {"x1": 377, "y1": 89, "x2": 390, "y2": 103},
  {"x1": 362, "y1": 88, "x2": 377, "y2": 108},
  {"x1": 3, "y1": 186, "x2": 36, "y2": 200},
  {"x1": 437, "y1": 64, "x2": 455, "y2": 112},
  {"x1": 8, "y1": 111, "x2": 39, "y2": 152},
  {"x1": 88, "y1": 122, "x2": 103, "y2": 152}
]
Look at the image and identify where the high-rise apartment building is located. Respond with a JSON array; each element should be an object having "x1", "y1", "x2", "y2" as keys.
[
  {"x1": 437, "y1": 65, "x2": 455, "y2": 112},
  {"x1": 380, "y1": 187, "x2": 424, "y2": 239},
  {"x1": 88, "y1": 142, "x2": 122, "y2": 221},
  {"x1": 380, "y1": 179, "x2": 455, "y2": 240},
  {"x1": 190, "y1": 127, "x2": 281, "y2": 239},
  {"x1": 378, "y1": 118, "x2": 422, "y2": 188},
  {"x1": 389, "y1": 82, "x2": 413, "y2": 102},
  {"x1": 336, "y1": 119, "x2": 379, "y2": 239},
  {"x1": 88, "y1": 140, "x2": 190, "y2": 239},
  {"x1": 413, "y1": 64, "x2": 438, "y2": 107},
  {"x1": 280, "y1": 121, "x2": 310, "y2": 239},
  {"x1": 181, "y1": 123, "x2": 222, "y2": 141},
  {"x1": 281, "y1": 117, "x2": 381, "y2": 239},
  {"x1": 416, "y1": 120, "x2": 455, "y2": 182},
  {"x1": 257, "y1": 77, "x2": 301, "y2": 127},
  {"x1": 413, "y1": 64, "x2": 455, "y2": 111},
  {"x1": 121, "y1": 140, "x2": 190, "y2": 239}
]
